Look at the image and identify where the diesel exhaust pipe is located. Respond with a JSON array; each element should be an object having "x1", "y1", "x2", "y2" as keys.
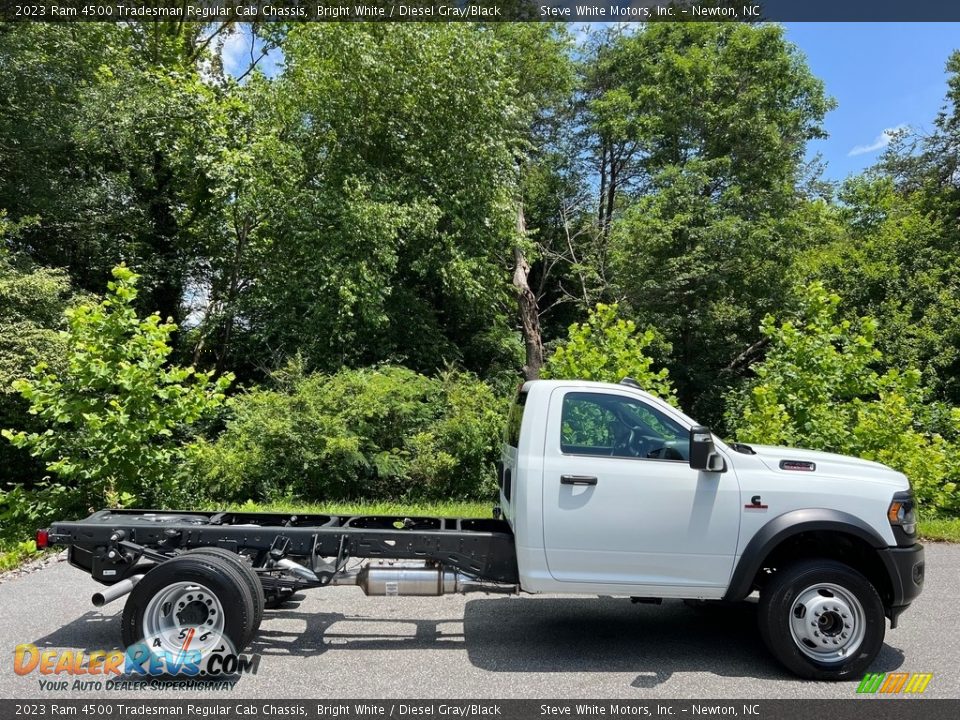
[
  {"x1": 92, "y1": 574, "x2": 144, "y2": 607},
  {"x1": 274, "y1": 557, "x2": 320, "y2": 583}
]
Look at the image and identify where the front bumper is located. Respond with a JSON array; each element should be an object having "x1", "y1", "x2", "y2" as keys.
[{"x1": 878, "y1": 542, "x2": 924, "y2": 627}]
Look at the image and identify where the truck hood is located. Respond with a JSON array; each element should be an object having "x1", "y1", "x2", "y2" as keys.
[{"x1": 738, "y1": 444, "x2": 909, "y2": 489}]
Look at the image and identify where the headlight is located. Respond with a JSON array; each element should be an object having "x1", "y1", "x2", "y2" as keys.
[{"x1": 888, "y1": 492, "x2": 917, "y2": 542}]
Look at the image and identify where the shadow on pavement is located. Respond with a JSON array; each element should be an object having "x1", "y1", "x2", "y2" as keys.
[
  {"x1": 462, "y1": 597, "x2": 905, "y2": 684},
  {"x1": 29, "y1": 611, "x2": 123, "y2": 652},
  {"x1": 247, "y1": 595, "x2": 908, "y2": 683},
  {"x1": 28, "y1": 596, "x2": 906, "y2": 686}
]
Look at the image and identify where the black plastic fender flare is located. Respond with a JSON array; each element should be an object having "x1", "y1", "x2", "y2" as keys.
[{"x1": 722, "y1": 508, "x2": 888, "y2": 602}]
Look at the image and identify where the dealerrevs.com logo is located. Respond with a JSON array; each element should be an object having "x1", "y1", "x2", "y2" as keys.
[
  {"x1": 13, "y1": 641, "x2": 260, "y2": 692},
  {"x1": 856, "y1": 672, "x2": 933, "y2": 694}
]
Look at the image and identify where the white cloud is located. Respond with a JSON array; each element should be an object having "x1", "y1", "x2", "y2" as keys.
[{"x1": 848, "y1": 124, "x2": 908, "y2": 157}]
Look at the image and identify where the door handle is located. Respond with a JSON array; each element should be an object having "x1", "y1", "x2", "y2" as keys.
[{"x1": 561, "y1": 475, "x2": 598, "y2": 486}]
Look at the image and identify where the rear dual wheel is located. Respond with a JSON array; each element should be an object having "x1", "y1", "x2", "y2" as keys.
[
  {"x1": 183, "y1": 547, "x2": 265, "y2": 635},
  {"x1": 121, "y1": 552, "x2": 263, "y2": 656},
  {"x1": 758, "y1": 559, "x2": 885, "y2": 680}
]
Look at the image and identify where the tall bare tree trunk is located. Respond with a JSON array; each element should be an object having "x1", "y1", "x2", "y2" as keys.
[{"x1": 513, "y1": 203, "x2": 544, "y2": 381}]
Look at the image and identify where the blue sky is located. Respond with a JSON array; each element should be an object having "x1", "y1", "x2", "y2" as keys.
[
  {"x1": 221, "y1": 23, "x2": 959, "y2": 182},
  {"x1": 220, "y1": 27, "x2": 283, "y2": 79},
  {"x1": 784, "y1": 23, "x2": 959, "y2": 180}
]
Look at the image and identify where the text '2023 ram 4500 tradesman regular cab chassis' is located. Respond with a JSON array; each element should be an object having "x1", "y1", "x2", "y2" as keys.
[{"x1": 39, "y1": 379, "x2": 925, "y2": 680}]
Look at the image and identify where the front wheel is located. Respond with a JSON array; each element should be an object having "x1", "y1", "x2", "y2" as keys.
[{"x1": 758, "y1": 559, "x2": 885, "y2": 680}]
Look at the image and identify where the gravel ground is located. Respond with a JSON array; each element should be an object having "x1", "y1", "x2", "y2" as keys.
[{"x1": 0, "y1": 544, "x2": 956, "y2": 700}]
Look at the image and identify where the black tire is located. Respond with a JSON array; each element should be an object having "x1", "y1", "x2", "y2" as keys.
[
  {"x1": 758, "y1": 559, "x2": 885, "y2": 680},
  {"x1": 121, "y1": 554, "x2": 257, "y2": 653},
  {"x1": 184, "y1": 548, "x2": 265, "y2": 635}
]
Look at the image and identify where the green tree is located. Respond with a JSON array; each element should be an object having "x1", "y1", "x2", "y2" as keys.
[
  {"x1": 179, "y1": 74, "x2": 305, "y2": 377},
  {"x1": 806, "y1": 53, "x2": 960, "y2": 409},
  {"x1": 197, "y1": 24, "x2": 571, "y2": 380},
  {"x1": 2, "y1": 265, "x2": 232, "y2": 510},
  {"x1": 727, "y1": 282, "x2": 960, "y2": 514},
  {"x1": 0, "y1": 216, "x2": 79, "y2": 487},
  {"x1": 0, "y1": 24, "x2": 577, "y2": 384},
  {"x1": 581, "y1": 23, "x2": 833, "y2": 424},
  {"x1": 0, "y1": 24, "x2": 128, "y2": 294},
  {"x1": 542, "y1": 303, "x2": 676, "y2": 403},
  {"x1": 489, "y1": 23, "x2": 575, "y2": 381},
  {"x1": 0, "y1": 23, "x2": 242, "y2": 331},
  {"x1": 796, "y1": 176, "x2": 960, "y2": 405}
]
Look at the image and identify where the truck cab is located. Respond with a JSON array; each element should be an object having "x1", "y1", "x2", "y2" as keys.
[{"x1": 499, "y1": 378, "x2": 925, "y2": 680}]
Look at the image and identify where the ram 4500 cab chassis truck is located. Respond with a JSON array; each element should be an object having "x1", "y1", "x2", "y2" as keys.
[{"x1": 40, "y1": 379, "x2": 925, "y2": 680}]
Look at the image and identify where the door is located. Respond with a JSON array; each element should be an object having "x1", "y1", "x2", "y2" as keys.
[{"x1": 542, "y1": 387, "x2": 740, "y2": 589}]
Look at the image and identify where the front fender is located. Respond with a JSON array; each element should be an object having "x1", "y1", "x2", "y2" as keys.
[{"x1": 723, "y1": 508, "x2": 888, "y2": 602}]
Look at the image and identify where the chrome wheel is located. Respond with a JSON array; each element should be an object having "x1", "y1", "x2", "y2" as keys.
[
  {"x1": 141, "y1": 581, "x2": 225, "y2": 655},
  {"x1": 788, "y1": 582, "x2": 866, "y2": 664}
]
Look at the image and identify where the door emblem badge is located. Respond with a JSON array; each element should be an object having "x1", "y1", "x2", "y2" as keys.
[{"x1": 745, "y1": 495, "x2": 768, "y2": 510}]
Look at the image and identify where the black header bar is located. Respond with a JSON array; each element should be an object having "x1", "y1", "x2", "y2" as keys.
[
  {"x1": 0, "y1": 700, "x2": 959, "y2": 720},
  {"x1": 3, "y1": 1, "x2": 960, "y2": 23}
]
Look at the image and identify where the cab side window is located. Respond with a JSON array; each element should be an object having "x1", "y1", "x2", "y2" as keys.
[{"x1": 560, "y1": 392, "x2": 688, "y2": 461}]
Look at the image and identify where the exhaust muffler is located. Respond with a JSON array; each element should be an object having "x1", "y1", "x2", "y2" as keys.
[
  {"x1": 332, "y1": 561, "x2": 516, "y2": 596},
  {"x1": 273, "y1": 558, "x2": 516, "y2": 596}
]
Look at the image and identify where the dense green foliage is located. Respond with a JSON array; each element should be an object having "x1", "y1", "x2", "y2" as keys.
[
  {"x1": 2, "y1": 266, "x2": 232, "y2": 517},
  {"x1": 542, "y1": 303, "x2": 676, "y2": 403},
  {"x1": 188, "y1": 365, "x2": 504, "y2": 502},
  {"x1": 0, "y1": 218, "x2": 80, "y2": 488},
  {"x1": 2, "y1": 23, "x2": 960, "y2": 542},
  {"x1": 196, "y1": 26, "x2": 529, "y2": 377},
  {"x1": 728, "y1": 283, "x2": 960, "y2": 514}
]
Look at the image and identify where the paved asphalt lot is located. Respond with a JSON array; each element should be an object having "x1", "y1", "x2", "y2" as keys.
[{"x1": 0, "y1": 545, "x2": 957, "y2": 700}]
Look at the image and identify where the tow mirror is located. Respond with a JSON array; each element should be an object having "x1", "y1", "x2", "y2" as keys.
[{"x1": 689, "y1": 425, "x2": 724, "y2": 472}]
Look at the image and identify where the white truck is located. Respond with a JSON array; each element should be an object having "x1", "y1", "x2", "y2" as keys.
[{"x1": 41, "y1": 378, "x2": 925, "y2": 681}]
